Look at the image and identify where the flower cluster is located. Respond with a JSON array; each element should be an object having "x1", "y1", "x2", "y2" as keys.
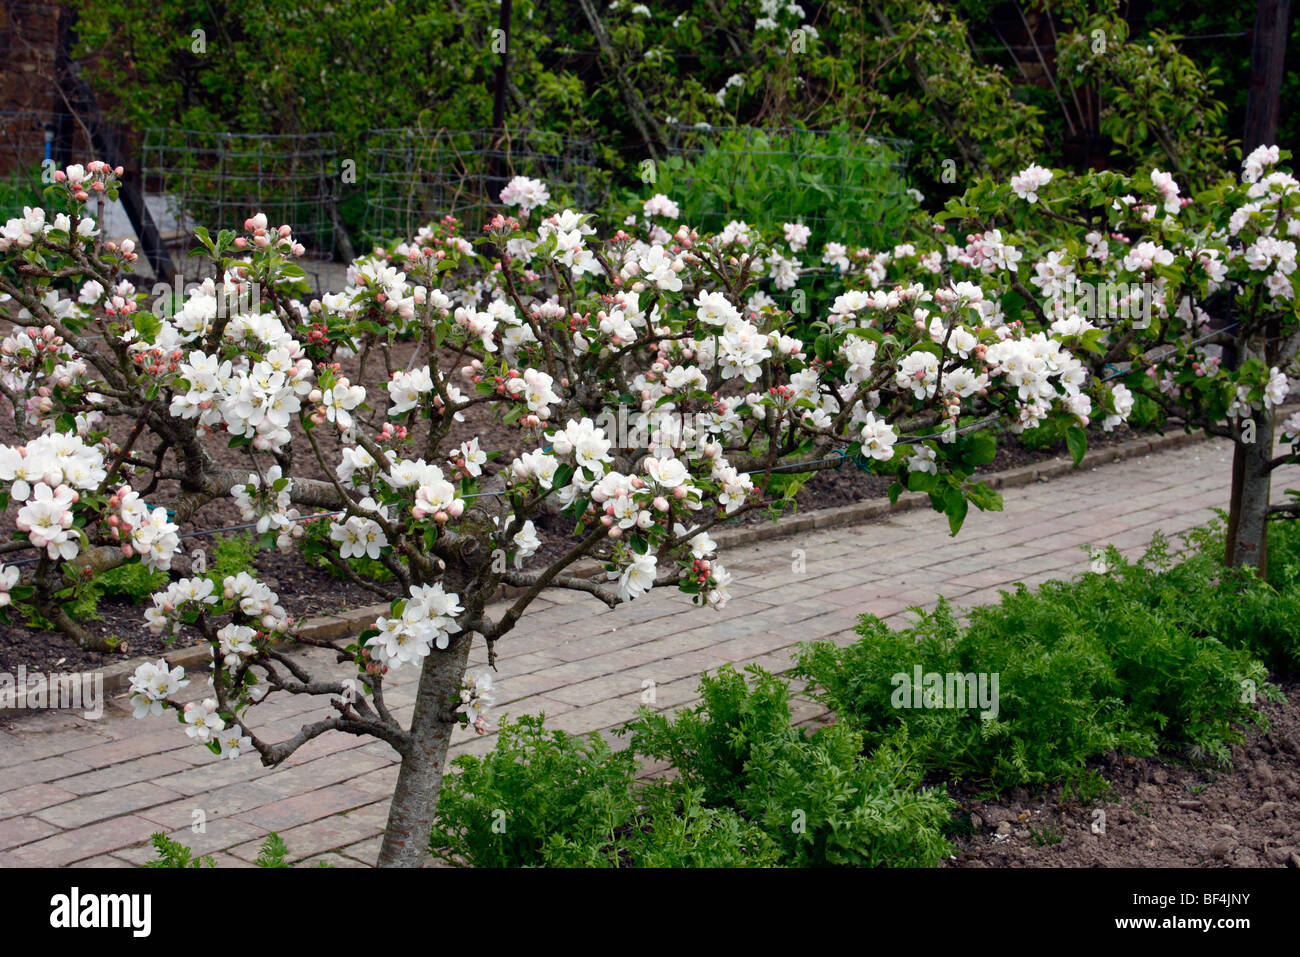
[
  {"x1": 457, "y1": 671, "x2": 495, "y2": 734},
  {"x1": 231, "y1": 466, "x2": 304, "y2": 549},
  {"x1": 127, "y1": 659, "x2": 188, "y2": 719},
  {"x1": 365, "y1": 582, "x2": 464, "y2": 671}
]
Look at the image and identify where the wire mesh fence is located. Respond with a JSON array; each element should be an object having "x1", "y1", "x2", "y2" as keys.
[
  {"x1": 140, "y1": 129, "x2": 341, "y2": 261},
  {"x1": 363, "y1": 127, "x2": 600, "y2": 242},
  {"x1": 0, "y1": 110, "x2": 60, "y2": 208}
]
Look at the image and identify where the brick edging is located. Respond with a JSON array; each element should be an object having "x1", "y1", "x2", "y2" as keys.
[{"x1": 0, "y1": 426, "x2": 1220, "y2": 706}]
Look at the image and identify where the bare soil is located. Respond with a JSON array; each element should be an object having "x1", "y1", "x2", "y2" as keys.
[{"x1": 946, "y1": 678, "x2": 1300, "y2": 868}]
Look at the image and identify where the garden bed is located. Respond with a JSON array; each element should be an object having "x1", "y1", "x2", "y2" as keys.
[{"x1": 947, "y1": 678, "x2": 1300, "y2": 868}]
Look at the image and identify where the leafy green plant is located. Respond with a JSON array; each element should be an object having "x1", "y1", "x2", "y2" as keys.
[
  {"x1": 623, "y1": 665, "x2": 954, "y2": 867},
  {"x1": 430, "y1": 714, "x2": 640, "y2": 868},
  {"x1": 208, "y1": 532, "x2": 262, "y2": 581},
  {"x1": 539, "y1": 780, "x2": 780, "y2": 868},
  {"x1": 795, "y1": 527, "x2": 1280, "y2": 793},
  {"x1": 632, "y1": 127, "x2": 916, "y2": 255},
  {"x1": 254, "y1": 833, "x2": 291, "y2": 867},
  {"x1": 621, "y1": 664, "x2": 794, "y2": 811},
  {"x1": 97, "y1": 561, "x2": 170, "y2": 602},
  {"x1": 433, "y1": 672, "x2": 952, "y2": 868},
  {"x1": 143, "y1": 831, "x2": 311, "y2": 867},
  {"x1": 1060, "y1": 769, "x2": 1113, "y2": 806},
  {"x1": 736, "y1": 720, "x2": 954, "y2": 867},
  {"x1": 142, "y1": 833, "x2": 214, "y2": 868}
]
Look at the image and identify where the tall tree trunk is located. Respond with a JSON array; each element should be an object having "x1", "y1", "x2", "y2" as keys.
[
  {"x1": 1225, "y1": 409, "x2": 1274, "y2": 574},
  {"x1": 376, "y1": 630, "x2": 474, "y2": 868},
  {"x1": 1228, "y1": 0, "x2": 1290, "y2": 573}
]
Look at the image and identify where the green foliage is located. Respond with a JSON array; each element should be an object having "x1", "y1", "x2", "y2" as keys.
[
  {"x1": 623, "y1": 665, "x2": 954, "y2": 867},
  {"x1": 0, "y1": 171, "x2": 47, "y2": 218},
  {"x1": 432, "y1": 672, "x2": 952, "y2": 868},
  {"x1": 795, "y1": 526, "x2": 1281, "y2": 793},
  {"x1": 254, "y1": 832, "x2": 290, "y2": 868},
  {"x1": 735, "y1": 720, "x2": 954, "y2": 867},
  {"x1": 633, "y1": 128, "x2": 915, "y2": 253},
  {"x1": 143, "y1": 831, "x2": 312, "y2": 867},
  {"x1": 429, "y1": 714, "x2": 641, "y2": 868},
  {"x1": 97, "y1": 561, "x2": 170, "y2": 603},
  {"x1": 1054, "y1": 12, "x2": 1232, "y2": 189},
  {"x1": 14, "y1": 558, "x2": 166, "y2": 632},
  {"x1": 142, "y1": 833, "x2": 214, "y2": 868},
  {"x1": 622, "y1": 664, "x2": 794, "y2": 811},
  {"x1": 616, "y1": 783, "x2": 780, "y2": 868},
  {"x1": 1017, "y1": 414, "x2": 1075, "y2": 453},
  {"x1": 208, "y1": 532, "x2": 261, "y2": 581}
]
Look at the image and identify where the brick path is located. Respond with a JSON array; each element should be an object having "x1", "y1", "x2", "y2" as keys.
[{"x1": 2, "y1": 437, "x2": 1296, "y2": 867}]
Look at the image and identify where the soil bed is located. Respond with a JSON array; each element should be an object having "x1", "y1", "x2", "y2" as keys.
[{"x1": 945, "y1": 677, "x2": 1300, "y2": 868}]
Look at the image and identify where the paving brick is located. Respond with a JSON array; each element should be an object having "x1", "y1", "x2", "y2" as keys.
[
  {"x1": 53, "y1": 753, "x2": 194, "y2": 797},
  {"x1": 0, "y1": 782, "x2": 77, "y2": 819},
  {"x1": 136, "y1": 781, "x2": 287, "y2": 830},
  {"x1": 0, "y1": 814, "x2": 59, "y2": 848},
  {"x1": 229, "y1": 800, "x2": 388, "y2": 863},
  {"x1": 34, "y1": 781, "x2": 183, "y2": 829},
  {"x1": 233, "y1": 782, "x2": 392, "y2": 832},
  {"x1": 12, "y1": 814, "x2": 164, "y2": 866},
  {"x1": 0, "y1": 754, "x2": 94, "y2": 789}
]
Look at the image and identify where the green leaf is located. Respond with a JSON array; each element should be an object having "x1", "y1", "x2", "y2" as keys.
[
  {"x1": 964, "y1": 481, "x2": 1003, "y2": 513},
  {"x1": 553, "y1": 463, "x2": 576, "y2": 491},
  {"x1": 132, "y1": 310, "x2": 162, "y2": 344},
  {"x1": 943, "y1": 486, "x2": 969, "y2": 537},
  {"x1": 1065, "y1": 426, "x2": 1087, "y2": 467},
  {"x1": 968, "y1": 432, "x2": 997, "y2": 466},
  {"x1": 906, "y1": 470, "x2": 938, "y2": 493}
]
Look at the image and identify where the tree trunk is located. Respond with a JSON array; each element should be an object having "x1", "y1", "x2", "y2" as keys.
[
  {"x1": 376, "y1": 630, "x2": 474, "y2": 867},
  {"x1": 1225, "y1": 410, "x2": 1274, "y2": 574}
]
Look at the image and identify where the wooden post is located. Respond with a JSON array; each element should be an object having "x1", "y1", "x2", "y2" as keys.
[
  {"x1": 486, "y1": 0, "x2": 513, "y2": 206},
  {"x1": 1243, "y1": 0, "x2": 1291, "y2": 151}
]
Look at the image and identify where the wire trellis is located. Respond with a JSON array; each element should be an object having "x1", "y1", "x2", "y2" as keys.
[
  {"x1": 363, "y1": 127, "x2": 599, "y2": 242},
  {"x1": 0, "y1": 110, "x2": 61, "y2": 206},
  {"x1": 140, "y1": 129, "x2": 341, "y2": 261}
]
